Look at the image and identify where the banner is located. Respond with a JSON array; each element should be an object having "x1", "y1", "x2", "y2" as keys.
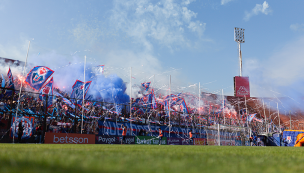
[
  {"x1": 167, "y1": 137, "x2": 182, "y2": 145},
  {"x1": 95, "y1": 135, "x2": 135, "y2": 144},
  {"x1": 135, "y1": 136, "x2": 167, "y2": 145},
  {"x1": 207, "y1": 139, "x2": 218, "y2": 146},
  {"x1": 44, "y1": 132, "x2": 95, "y2": 144},
  {"x1": 98, "y1": 120, "x2": 240, "y2": 144},
  {"x1": 10, "y1": 116, "x2": 35, "y2": 139},
  {"x1": 235, "y1": 140, "x2": 242, "y2": 146},
  {"x1": 282, "y1": 130, "x2": 304, "y2": 147},
  {"x1": 194, "y1": 138, "x2": 206, "y2": 145},
  {"x1": 25, "y1": 66, "x2": 54, "y2": 91},
  {"x1": 220, "y1": 140, "x2": 236, "y2": 146},
  {"x1": 98, "y1": 120, "x2": 197, "y2": 138}
]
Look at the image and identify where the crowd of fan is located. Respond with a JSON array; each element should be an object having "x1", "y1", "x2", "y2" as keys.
[{"x1": 0, "y1": 86, "x2": 279, "y2": 140}]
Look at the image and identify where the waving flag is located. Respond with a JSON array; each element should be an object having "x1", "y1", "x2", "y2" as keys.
[
  {"x1": 180, "y1": 99, "x2": 189, "y2": 114},
  {"x1": 115, "y1": 104, "x2": 123, "y2": 115},
  {"x1": 98, "y1": 65, "x2": 104, "y2": 74},
  {"x1": 247, "y1": 114, "x2": 256, "y2": 122},
  {"x1": 151, "y1": 89, "x2": 157, "y2": 109},
  {"x1": 4, "y1": 68, "x2": 15, "y2": 97},
  {"x1": 141, "y1": 82, "x2": 151, "y2": 92},
  {"x1": 253, "y1": 117, "x2": 263, "y2": 123},
  {"x1": 6, "y1": 67, "x2": 14, "y2": 89},
  {"x1": 70, "y1": 80, "x2": 92, "y2": 105},
  {"x1": 25, "y1": 66, "x2": 54, "y2": 91},
  {"x1": 54, "y1": 92, "x2": 75, "y2": 109},
  {"x1": 39, "y1": 77, "x2": 54, "y2": 107}
]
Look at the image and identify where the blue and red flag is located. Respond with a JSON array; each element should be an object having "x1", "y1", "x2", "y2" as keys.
[
  {"x1": 247, "y1": 113, "x2": 256, "y2": 122},
  {"x1": 141, "y1": 82, "x2": 151, "y2": 92},
  {"x1": 70, "y1": 80, "x2": 92, "y2": 105},
  {"x1": 54, "y1": 92, "x2": 75, "y2": 109},
  {"x1": 97, "y1": 65, "x2": 104, "y2": 74},
  {"x1": 6, "y1": 67, "x2": 14, "y2": 89},
  {"x1": 253, "y1": 116, "x2": 263, "y2": 123},
  {"x1": 4, "y1": 68, "x2": 15, "y2": 97},
  {"x1": 115, "y1": 104, "x2": 123, "y2": 115},
  {"x1": 180, "y1": 98, "x2": 189, "y2": 114},
  {"x1": 25, "y1": 66, "x2": 54, "y2": 91},
  {"x1": 151, "y1": 89, "x2": 157, "y2": 109},
  {"x1": 39, "y1": 77, "x2": 54, "y2": 108}
]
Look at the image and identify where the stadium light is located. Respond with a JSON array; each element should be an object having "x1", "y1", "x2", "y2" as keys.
[{"x1": 234, "y1": 27, "x2": 245, "y2": 77}]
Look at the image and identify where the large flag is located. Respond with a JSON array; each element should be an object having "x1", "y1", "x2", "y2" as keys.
[
  {"x1": 25, "y1": 66, "x2": 54, "y2": 91},
  {"x1": 141, "y1": 82, "x2": 151, "y2": 92},
  {"x1": 70, "y1": 80, "x2": 92, "y2": 105},
  {"x1": 39, "y1": 77, "x2": 54, "y2": 108}
]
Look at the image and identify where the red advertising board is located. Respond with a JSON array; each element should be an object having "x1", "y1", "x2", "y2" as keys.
[
  {"x1": 234, "y1": 76, "x2": 250, "y2": 97},
  {"x1": 44, "y1": 132, "x2": 95, "y2": 144},
  {"x1": 193, "y1": 138, "x2": 206, "y2": 145}
]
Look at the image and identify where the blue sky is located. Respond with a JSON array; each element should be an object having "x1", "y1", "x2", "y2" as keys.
[{"x1": 1, "y1": 0, "x2": 304, "y2": 99}]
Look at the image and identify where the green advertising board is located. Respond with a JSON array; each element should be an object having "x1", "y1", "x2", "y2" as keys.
[{"x1": 135, "y1": 136, "x2": 167, "y2": 145}]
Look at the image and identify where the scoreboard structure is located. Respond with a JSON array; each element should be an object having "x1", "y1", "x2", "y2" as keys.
[{"x1": 234, "y1": 76, "x2": 250, "y2": 97}]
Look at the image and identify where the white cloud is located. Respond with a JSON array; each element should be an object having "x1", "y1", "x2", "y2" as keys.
[
  {"x1": 0, "y1": 39, "x2": 30, "y2": 61},
  {"x1": 290, "y1": 23, "x2": 304, "y2": 32},
  {"x1": 244, "y1": 1, "x2": 271, "y2": 21},
  {"x1": 243, "y1": 36, "x2": 304, "y2": 98},
  {"x1": 110, "y1": 0, "x2": 206, "y2": 51},
  {"x1": 221, "y1": 0, "x2": 233, "y2": 5},
  {"x1": 182, "y1": 0, "x2": 195, "y2": 6}
]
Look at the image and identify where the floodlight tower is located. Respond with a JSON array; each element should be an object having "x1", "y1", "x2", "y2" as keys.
[{"x1": 234, "y1": 27, "x2": 245, "y2": 76}]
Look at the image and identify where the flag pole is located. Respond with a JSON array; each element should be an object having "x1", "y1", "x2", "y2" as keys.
[
  {"x1": 222, "y1": 89, "x2": 225, "y2": 125},
  {"x1": 199, "y1": 82, "x2": 201, "y2": 138},
  {"x1": 169, "y1": 75, "x2": 171, "y2": 138},
  {"x1": 277, "y1": 102, "x2": 281, "y2": 146},
  {"x1": 13, "y1": 41, "x2": 30, "y2": 144},
  {"x1": 263, "y1": 99, "x2": 267, "y2": 133},
  {"x1": 81, "y1": 55, "x2": 86, "y2": 134},
  {"x1": 130, "y1": 67, "x2": 132, "y2": 135}
]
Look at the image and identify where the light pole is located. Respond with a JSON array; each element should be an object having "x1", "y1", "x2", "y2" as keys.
[{"x1": 234, "y1": 27, "x2": 245, "y2": 77}]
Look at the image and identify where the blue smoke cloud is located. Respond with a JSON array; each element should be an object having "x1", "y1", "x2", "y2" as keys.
[
  {"x1": 51, "y1": 62, "x2": 129, "y2": 104},
  {"x1": 88, "y1": 74, "x2": 130, "y2": 104}
]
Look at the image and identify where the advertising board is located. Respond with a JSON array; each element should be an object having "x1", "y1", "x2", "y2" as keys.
[
  {"x1": 95, "y1": 135, "x2": 135, "y2": 144},
  {"x1": 167, "y1": 137, "x2": 182, "y2": 145},
  {"x1": 44, "y1": 132, "x2": 95, "y2": 144},
  {"x1": 193, "y1": 138, "x2": 206, "y2": 145},
  {"x1": 135, "y1": 136, "x2": 167, "y2": 145},
  {"x1": 234, "y1": 76, "x2": 250, "y2": 97}
]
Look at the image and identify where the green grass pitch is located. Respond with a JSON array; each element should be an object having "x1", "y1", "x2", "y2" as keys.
[{"x1": 0, "y1": 144, "x2": 303, "y2": 173}]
